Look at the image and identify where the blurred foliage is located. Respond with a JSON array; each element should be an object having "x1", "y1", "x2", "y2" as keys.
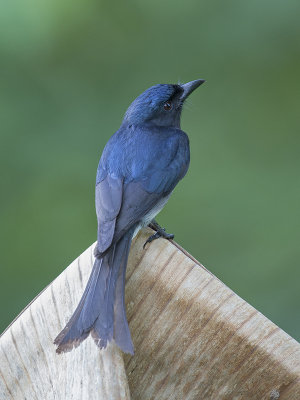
[{"x1": 1, "y1": 0, "x2": 299, "y2": 340}]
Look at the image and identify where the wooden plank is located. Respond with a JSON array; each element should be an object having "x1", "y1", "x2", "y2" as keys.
[
  {"x1": 0, "y1": 244, "x2": 130, "y2": 400},
  {"x1": 1, "y1": 227, "x2": 299, "y2": 399},
  {"x1": 125, "y1": 229, "x2": 300, "y2": 400}
]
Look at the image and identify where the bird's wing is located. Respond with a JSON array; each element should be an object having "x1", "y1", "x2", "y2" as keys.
[
  {"x1": 95, "y1": 174, "x2": 123, "y2": 253},
  {"x1": 113, "y1": 180, "x2": 163, "y2": 242},
  {"x1": 95, "y1": 130, "x2": 189, "y2": 254},
  {"x1": 95, "y1": 176, "x2": 163, "y2": 254}
]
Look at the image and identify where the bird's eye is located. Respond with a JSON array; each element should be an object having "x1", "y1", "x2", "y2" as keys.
[{"x1": 163, "y1": 101, "x2": 172, "y2": 111}]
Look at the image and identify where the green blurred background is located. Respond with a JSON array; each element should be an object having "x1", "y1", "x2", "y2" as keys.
[{"x1": 1, "y1": 0, "x2": 299, "y2": 340}]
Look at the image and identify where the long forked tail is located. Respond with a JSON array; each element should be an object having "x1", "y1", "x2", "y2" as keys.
[{"x1": 54, "y1": 229, "x2": 135, "y2": 354}]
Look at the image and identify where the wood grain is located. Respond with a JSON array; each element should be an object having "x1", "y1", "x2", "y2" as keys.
[
  {"x1": 0, "y1": 227, "x2": 299, "y2": 399},
  {"x1": 0, "y1": 244, "x2": 130, "y2": 400},
  {"x1": 125, "y1": 229, "x2": 300, "y2": 400}
]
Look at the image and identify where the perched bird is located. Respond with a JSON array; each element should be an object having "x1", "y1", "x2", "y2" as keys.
[{"x1": 54, "y1": 79, "x2": 205, "y2": 354}]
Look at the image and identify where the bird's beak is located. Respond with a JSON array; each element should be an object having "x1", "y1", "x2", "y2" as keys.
[{"x1": 180, "y1": 79, "x2": 205, "y2": 101}]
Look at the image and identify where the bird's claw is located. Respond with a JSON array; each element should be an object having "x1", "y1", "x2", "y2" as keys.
[
  {"x1": 143, "y1": 232, "x2": 161, "y2": 249},
  {"x1": 143, "y1": 220, "x2": 174, "y2": 249}
]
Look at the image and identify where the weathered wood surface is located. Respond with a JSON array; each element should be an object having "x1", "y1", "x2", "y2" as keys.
[
  {"x1": 1, "y1": 227, "x2": 300, "y2": 399},
  {"x1": 0, "y1": 245, "x2": 130, "y2": 400},
  {"x1": 125, "y1": 229, "x2": 300, "y2": 400}
]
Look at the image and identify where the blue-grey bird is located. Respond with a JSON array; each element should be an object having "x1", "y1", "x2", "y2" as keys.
[{"x1": 54, "y1": 79, "x2": 205, "y2": 354}]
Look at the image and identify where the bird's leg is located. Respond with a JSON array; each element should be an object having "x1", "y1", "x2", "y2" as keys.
[
  {"x1": 148, "y1": 220, "x2": 174, "y2": 239},
  {"x1": 143, "y1": 219, "x2": 174, "y2": 249}
]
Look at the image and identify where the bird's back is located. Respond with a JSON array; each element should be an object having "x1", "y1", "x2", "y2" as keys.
[{"x1": 97, "y1": 124, "x2": 190, "y2": 194}]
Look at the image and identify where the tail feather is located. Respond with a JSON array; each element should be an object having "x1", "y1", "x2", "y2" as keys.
[
  {"x1": 54, "y1": 228, "x2": 135, "y2": 354},
  {"x1": 92, "y1": 229, "x2": 134, "y2": 353},
  {"x1": 113, "y1": 234, "x2": 134, "y2": 354},
  {"x1": 54, "y1": 257, "x2": 105, "y2": 353},
  {"x1": 91, "y1": 249, "x2": 117, "y2": 349}
]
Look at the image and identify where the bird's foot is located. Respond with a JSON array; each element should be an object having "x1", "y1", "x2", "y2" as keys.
[{"x1": 143, "y1": 220, "x2": 174, "y2": 249}]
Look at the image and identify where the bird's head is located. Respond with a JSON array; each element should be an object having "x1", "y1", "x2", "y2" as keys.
[{"x1": 123, "y1": 79, "x2": 205, "y2": 128}]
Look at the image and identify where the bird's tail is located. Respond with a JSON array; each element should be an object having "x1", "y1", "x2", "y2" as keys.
[{"x1": 54, "y1": 229, "x2": 134, "y2": 354}]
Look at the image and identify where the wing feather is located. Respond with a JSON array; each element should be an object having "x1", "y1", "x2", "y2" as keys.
[
  {"x1": 95, "y1": 174, "x2": 123, "y2": 253},
  {"x1": 95, "y1": 128, "x2": 190, "y2": 254}
]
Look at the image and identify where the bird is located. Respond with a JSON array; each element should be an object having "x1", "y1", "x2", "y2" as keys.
[{"x1": 54, "y1": 79, "x2": 205, "y2": 355}]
